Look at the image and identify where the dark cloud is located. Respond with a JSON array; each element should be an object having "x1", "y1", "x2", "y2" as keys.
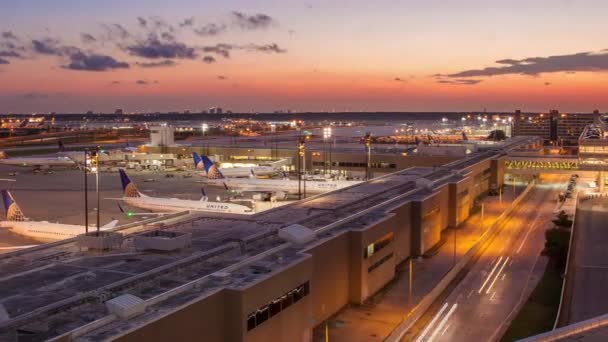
[
  {"x1": 231, "y1": 11, "x2": 275, "y2": 30},
  {"x1": 0, "y1": 50, "x2": 22, "y2": 58},
  {"x1": 22, "y1": 92, "x2": 48, "y2": 99},
  {"x1": 544, "y1": 82, "x2": 551, "y2": 86},
  {"x1": 202, "y1": 55, "x2": 216, "y2": 64},
  {"x1": 110, "y1": 80, "x2": 121, "y2": 85},
  {"x1": 31, "y1": 38, "x2": 64, "y2": 55},
  {"x1": 247, "y1": 43, "x2": 286, "y2": 54},
  {"x1": 136, "y1": 59, "x2": 177, "y2": 68},
  {"x1": 446, "y1": 50, "x2": 608, "y2": 78},
  {"x1": 136, "y1": 79, "x2": 148, "y2": 85},
  {"x1": 126, "y1": 38, "x2": 197, "y2": 59},
  {"x1": 179, "y1": 17, "x2": 195, "y2": 28},
  {"x1": 394, "y1": 77, "x2": 406, "y2": 82},
  {"x1": 64, "y1": 51, "x2": 129, "y2": 71},
  {"x1": 201, "y1": 43, "x2": 234, "y2": 58},
  {"x1": 81, "y1": 33, "x2": 97, "y2": 44},
  {"x1": 137, "y1": 17, "x2": 147, "y2": 28},
  {"x1": 194, "y1": 23, "x2": 227, "y2": 36},
  {"x1": 148, "y1": 17, "x2": 174, "y2": 32},
  {"x1": 2, "y1": 31, "x2": 18, "y2": 40},
  {"x1": 437, "y1": 78, "x2": 482, "y2": 85},
  {"x1": 0, "y1": 57, "x2": 8, "y2": 65},
  {"x1": 217, "y1": 75, "x2": 227, "y2": 80}
]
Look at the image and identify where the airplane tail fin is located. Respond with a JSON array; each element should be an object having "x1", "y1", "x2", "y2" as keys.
[
  {"x1": 192, "y1": 152, "x2": 204, "y2": 170},
  {"x1": 119, "y1": 169, "x2": 143, "y2": 198},
  {"x1": 1, "y1": 190, "x2": 26, "y2": 221},
  {"x1": 202, "y1": 155, "x2": 225, "y2": 179}
]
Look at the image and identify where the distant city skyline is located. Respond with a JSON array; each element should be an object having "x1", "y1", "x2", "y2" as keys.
[{"x1": 1, "y1": 0, "x2": 608, "y2": 113}]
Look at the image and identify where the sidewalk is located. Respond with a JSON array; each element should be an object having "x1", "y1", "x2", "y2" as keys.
[{"x1": 312, "y1": 185, "x2": 526, "y2": 342}]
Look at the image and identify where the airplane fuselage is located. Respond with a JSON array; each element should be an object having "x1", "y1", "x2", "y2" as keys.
[
  {"x1": 0, "y1": 221, "x2": 94, "y2": 242},
  {"x1": 124, "y1": 196, "x2": 253, "y2": 214},
  {"x1": 215, "y1": 166, "x2": 276, "y2": 178},
  {"x1": 210, "y1": 178, "x2": 361, "y2": 194}
]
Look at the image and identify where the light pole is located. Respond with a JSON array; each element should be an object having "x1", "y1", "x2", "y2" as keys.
[
  {"x1": 90, "y1": 147, "x2": 100, "y2": 232},
  {"x1": 298, "y1": 136, "x2": 305, "y2": 200},
  {"x1": 201, "y1": 123, "x2": 209, "y2": 155},
  {"x1": 364, "y1": 132, "x2": 372, "y2": 180},
  {"x1": 323, "y1": 127, "x2": 332, "y2": 175},
  {"x1": 84, "y1": 150, "x2": 89, "y2": 233}
]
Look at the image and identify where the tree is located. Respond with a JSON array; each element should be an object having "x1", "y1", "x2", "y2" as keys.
[
  {"x1": 488, "y1": 129, "x2": 507, "y2": 141},
  {"x1": 543, "y1": 228, "x2": 571, "y2": 269},
  {"x1": 552, "y1": 210, "x2": 573, "y2": 228}
]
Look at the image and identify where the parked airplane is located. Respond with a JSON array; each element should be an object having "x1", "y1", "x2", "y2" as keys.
[
  {"x1": 0, "y1": 152, "x2": 76, "y2": 170},
  {"x1": 115, "y1": 169, "x2": 254, "y2": 214},
  {"x1": 193, "y1": 153, "x2": 277, "y2": 178},
  {"x1": 0, "y1": 190, "x2": 118, "y2": 242},
  {"x1": 196, "y1": 154, "x2": 362, "y2": 197}
]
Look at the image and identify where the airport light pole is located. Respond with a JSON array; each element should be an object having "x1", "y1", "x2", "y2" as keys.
[
  {"x1": 84, "y1": 150, "x2": 89, "y2": 233},
  {"x1": 364, "y1": 132, "x2": 372, "y2": 180},
  {"x1": 201, "y1": 123, "x2": 209, "y2": 155},
  {"x1": 323, "y1": 127, "x2": 332, "y2": 175},
  {"x1": 298, "y1": 136, "x2": 306, "y2": 200},
  {"x1": 91, "y1": 147, "x2": 100, "y2": 232}
]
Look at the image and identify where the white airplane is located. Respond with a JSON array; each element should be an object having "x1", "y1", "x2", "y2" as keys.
[
  {"x1": 0, "y1": 152, "x2": 76, "y2": 170},
  {"x1": 193, "y1": 153, "x2": 276, "y2": 178},
  {"x1": 115, "y1": 169, "x2": 254, "y2": 215},
  {"x1": 196, "y1": 153, "x2": 361, "y2": 197},
  {"x1": 0, "y1": 190, "x2": 119, "y2": 242}
]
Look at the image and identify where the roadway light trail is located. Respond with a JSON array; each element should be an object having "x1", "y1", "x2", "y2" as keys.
[
  {"x1": 416, "y1": 302, "x2": 449, "y2": 342},
  {"x1": 486, "y1": 257, "x2": 510, "y2": 294},
  {"x1": 479, "y1": 256, "x2": 503, "y2": 294},
  {"x1": 428, "y1": 303, "x2": 458, "y2": 342}
]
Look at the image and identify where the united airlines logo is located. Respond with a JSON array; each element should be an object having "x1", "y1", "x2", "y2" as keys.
[
  {"x1": 125, "y1": 183, "x2": 140, "y2": 198},
  {"x1": 7, "y1": 203, "x2": 26, "y2": 221},
  {"x1": 317, "y1": 183, "x2": 338, "y2": 189},
  {"x1": 205, "y1": 203, "x2": 229, "y2": 210},
  {"x1": 207, "y1": 165, "x2": 224, "y2": 179}
]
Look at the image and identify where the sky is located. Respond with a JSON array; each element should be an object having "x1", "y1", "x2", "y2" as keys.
[{"x1": 1, "y1": 0, "x2": 608, "y2": 113}]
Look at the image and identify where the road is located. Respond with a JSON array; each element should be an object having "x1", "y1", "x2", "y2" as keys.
[{"x1": 407, "y1": 175, "x2": 567, "y2": 342}]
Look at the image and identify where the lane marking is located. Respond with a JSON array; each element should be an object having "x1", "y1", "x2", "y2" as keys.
[
  {"x1": 516, "y1": 210, "x2": 544, "y2": 254},
  {"x1": 441, "y1": 323, "x2": 451, "y2": 337},
  {"x1": 479, "y1": 256, "x2": 503, "y2": 294},
  {"x1": 416, "y1": 302, "x2": 449, "y2": 342},
  {"x1": 466, "y1": 289, "x2": 474, "y2": 299},
  {"x1": 428, "y1": 303, "x2": 458, "y2": 342},
  {"x1": 490, "y1": 291, "x2": 497, "y2": 301},
  {"x1": 486, "y1": 257, "x2": 510, "y2": 294}
]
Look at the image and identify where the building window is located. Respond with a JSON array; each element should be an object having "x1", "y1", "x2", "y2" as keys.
[
  {"x1": 364, "y1": 232, "x2": 395, "y2": 258},
  {"x1": 246, "y1": 281, "x2": 310, "y2": 331}
]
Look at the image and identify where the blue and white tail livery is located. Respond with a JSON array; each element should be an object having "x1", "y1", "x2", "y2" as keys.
[
  {"x1": 1, "y1": 190, "x2": 27, "y2": 221},
  {"x1": 192, "y1": 152, "x2": 224, "y2": 179},
  {"x1": 119, "y1": 169, "x2": 144, "y2": 198}
]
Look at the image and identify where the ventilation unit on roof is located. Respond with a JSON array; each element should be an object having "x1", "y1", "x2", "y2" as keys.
[
  {"x1": 278, "y1": 224, "x2": 316, "y2": 245},
  {"x1": 105, "y1": 294, "x2": 145, "y2": 319}
]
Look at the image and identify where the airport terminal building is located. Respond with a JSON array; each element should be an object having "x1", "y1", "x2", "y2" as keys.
[{"x1": 0, "y1": 137, "x2": 536, "y2": 342}]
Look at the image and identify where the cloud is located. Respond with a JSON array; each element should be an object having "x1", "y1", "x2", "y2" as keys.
[
  {"x1": 446, "y1": 50, "x2": 608, "y2": 78},
  {"x1": 161, "y1": 32, "x2": 176, "y2": 41},
  {"x1": 0, "y1": 50, "x2": 21, "y2": 58},
  {"x1": 31, "y1": 38, "x2": 64, "y2": 55},
  {"x1": 136, "y1": 79, "x2": 148, "y2": 85},
  {"x1": 137, "y1": 17, "x2": 147, "y2": 28},
  {"x1": 110, "y1": 80, "x2": 121, "y2": 85},
  {"x1": 394, "y1": 77, "x2": 406, "y2": 82},
  {"x1": 544, "y1": 82, "x2": 551, "y2": 86},
  {"x1": 179, "y1": 17, "x2": 195, "y2": 28},
  {"x1": 22, "y1": 92, "x2": 48, "y2": 99},
  {"x1": 101, "y1": 23, "x2": 130, "y2": 40},
  {"x1": 126, "y1": 37, "x2": 197, "y2": 59},
  {"x1": 136, "y1": 59, "x2": 177, "y2": 68},
  {"x1": 81, "y1": 33, "x2": 97, "y2": 44},
  {"x1": 231, "y1": 11, "x2": 275, "y2": 30},
  {"x1": 436, "y1": 78, "x2": 482, "y2": 85},
  {"x1": 194, "y1": 23, "x2": 227, "y2": 36},
  {"x1": 201, "y1": 43, "x2": 234, "y2": 58},
  {"x1": 64, "y1": 51, "x2": 129, "y2": 71},
  {"x1": 217, "y1": 75, "x2": 227, "y2": 80},
  {"x1": 247, "y1": 43, "x2": 286, "y2": 54},
  {"x1": 202, "y1": 55, "x2": 216, "y2": 64},
  {"x1": 0, "y1": 57, "x2": 8, "y2": 65},
  {"x1": 2, "y1": 31, "x2": 18, "y2": 40}
]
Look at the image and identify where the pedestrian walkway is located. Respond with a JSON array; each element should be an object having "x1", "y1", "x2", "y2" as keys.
[{"x1": 313, "y1": 186, "x2": 525, "y2": 342}]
